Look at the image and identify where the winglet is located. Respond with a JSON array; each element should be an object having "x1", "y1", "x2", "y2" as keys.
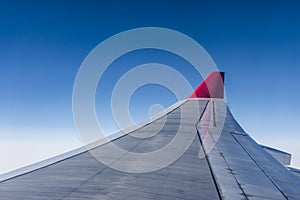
[{"x1": 189, "y1": 72, "x2": 225, "y2": 99}]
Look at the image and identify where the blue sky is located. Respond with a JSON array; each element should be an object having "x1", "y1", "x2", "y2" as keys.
[{"x1": 0, "y1": 0, "x2": 300, "y2": 169}]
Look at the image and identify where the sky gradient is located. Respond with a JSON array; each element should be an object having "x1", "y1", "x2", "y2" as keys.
[{"x1": 0, "y1": 0, "x2": 300, "y2": 172}]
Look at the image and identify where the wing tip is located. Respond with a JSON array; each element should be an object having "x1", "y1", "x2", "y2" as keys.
[{"x1": 189, "y1": 71, "x2": 225, "y2": 99}]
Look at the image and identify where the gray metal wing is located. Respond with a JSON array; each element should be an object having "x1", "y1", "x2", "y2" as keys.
[{"x1": 0, "y1": 72, "x2": 299, "y2": 200}]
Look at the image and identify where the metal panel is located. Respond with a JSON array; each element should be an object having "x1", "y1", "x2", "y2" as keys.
[
  {"x1": 199, "y1": 99, "x2": 300, "y2": 200},
  {"x1": 0, "y1": 100, "x2": 220, "y2": 200}
]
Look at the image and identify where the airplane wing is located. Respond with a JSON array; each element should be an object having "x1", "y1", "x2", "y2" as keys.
[{"x1": 0, "y1": 72, "x2": 299, "y2": 200}]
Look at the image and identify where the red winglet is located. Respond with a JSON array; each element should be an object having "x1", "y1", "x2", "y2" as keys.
[{"x1": 189, "y1": 72, "x2": 225, "y2": 99}]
